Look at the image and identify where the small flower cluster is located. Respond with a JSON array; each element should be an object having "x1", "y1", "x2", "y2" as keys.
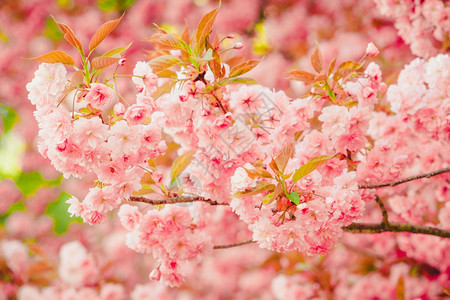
[
  {"x1": 118, "y1": 204, "x2": 213, "y2": 286},
  {"x1": 27, "y1": 62, "x2": 167, "y2": 224}
]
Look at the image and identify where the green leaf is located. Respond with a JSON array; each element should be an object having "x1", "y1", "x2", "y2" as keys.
[
  {"x1": 233, "y1": 181, "x2": 275, "y2": 197},
  {"x1": 286, "y1": 191, "x2": 300, "y2": 205},
  {"x1": 292, "y1": 154, "x2": 335, "y2": 182},
  {"x1": 0, "y1": 202, "x2": 25, "y2": 225},
  {"x1": 225, "y1": 77, "x2": 258, "y2": 85},
  {"x1": 170, "y1": 151, "x2": 196, "y2": 180},
  {"x1": 98, "y1": 0, "x2": 136, "y2": 11},
  {"x1": 45, "y1": 191, "x2": 82, "y2": 235},
  {"x1": 14, "y1": 172, "x2": 62, "y2": 196},
  {"x1": 262, "y1": 192, "x2": 274, "y2": 204},
  {"x1": 202, "y1": 48, "x2": 214, "y2": 61},
  {"x1": 0, "y1": 104, "x2": 19, "y2": 136}
]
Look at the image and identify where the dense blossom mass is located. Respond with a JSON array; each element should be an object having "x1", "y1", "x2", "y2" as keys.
[{"x1": 0, "y1": 0, "x2": 449, "y2": 299}]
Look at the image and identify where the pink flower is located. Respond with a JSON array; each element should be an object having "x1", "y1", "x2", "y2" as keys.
[
  {"x1": 118, "y1": 204, "x2": 142, "y2": 231},
  {"x1": 85, "y1": 83, "x2": 114, "y2": 109},
  {"x1": 124, "y1": 104, "x2": 152, "y2": 125}
]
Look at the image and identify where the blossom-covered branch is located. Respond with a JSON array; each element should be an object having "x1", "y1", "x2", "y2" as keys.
[
  {"x1": 129, "y1": 196, "x2": 228, "y2": 206},
  {"x1": 358, "y1": 167, "x2": 450, "y2": 189},
  {"x1": 342, "y1": 223, "x2": 450, "y2": 238}
]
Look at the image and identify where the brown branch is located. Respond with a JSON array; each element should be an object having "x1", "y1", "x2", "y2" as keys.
[
  {"x1": 130, "y1": 196, "x2": 228, "y2": 206},
  {"x1": 342, "y1": 222, "x2": 450, "y2": 238},
  {"x1": 213, "y1": 239, "x2": 256, "y2": 249},
  {"x1": 374, "y1": 195, "x2": 389, "y2": 224},
  {"x1": 358, "y1": 166, "x2": 450, "y2": 189}
]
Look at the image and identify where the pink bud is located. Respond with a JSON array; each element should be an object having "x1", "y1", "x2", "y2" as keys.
[
  {"x1": 365, "y1": 42, "x2": 379, "y2": 57},
  {"x1": 114, "y1": 103, "x2": 125, "y2": 116},
  {"x1": 119, "y1": 58, "x2": 126, "y2": 66},
  {"x1": 227, "y1": 34, "x2": 235, "y2": 39},
  {"x1": 234, "y1": 42, "x2": 244, "y2": 50},
  {"x1": 149, "y1": 268, "x2": 161, "y2": 281}
]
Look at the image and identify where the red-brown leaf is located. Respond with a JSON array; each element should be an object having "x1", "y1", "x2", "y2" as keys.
[
  {"x1": 229, "y1": 59, "x2": 259, "y2": 78},
  {"x1": 51, "y1": 16, "x2": 83, "y2": 52},
  {"x1": 195, "y1": 8, "x2": 219, "y2": 53},
  {"x1": 311, "y1": 43, "x2": 323, "y2": 73},
  {"x1": 89, "y1": 14, "x2": 124, "y2": 53},
  {"x1": 27, "y1": 50, "x2": 75, "y2": 65},
  {"x1": 91, "y1": 56, "x2": 120, "y2": 70},
  {"x1": 287, "y1": 70, "x2": 316, "y2": 83}
]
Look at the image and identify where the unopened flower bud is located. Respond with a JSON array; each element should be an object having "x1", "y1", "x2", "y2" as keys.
[
  {"x1": 233, "y1": 42, "x2": 244, "y2": 50},
  {"x1": 119, "y1": 58, "x2": 126, "y2": 66},
  {"x1": 149, "y1": 268, "x2": 161, "y2": 281},
  {"x1": 227, "y1": 34, "x2": 235, "y2": 39},
  {"x1": 114, "y1": 103, "x2": 125, "y2": 116},
  {"x1": 365, "y1": 42, "x2": 379, "y2": 57}
]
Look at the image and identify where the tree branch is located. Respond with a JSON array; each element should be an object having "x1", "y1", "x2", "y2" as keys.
[
  {"x1": 358, "y1": 166, "x2": 450, "y2": 189},
  {"x1": 374, "y1": 195, "x2": 389, "y2": 224},
  {"x1": 130, "y1": 196, "x2": 228, "y2": 206},
  {"x1": 213, "y1": 239, "x2": 256, "y2": 249},
  {"x1": 342, "y1": 222, "x2": 450, "y2": 238}
]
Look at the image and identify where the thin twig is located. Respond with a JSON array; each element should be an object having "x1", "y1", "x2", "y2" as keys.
[
  {"x1": 130, "y1": 196, "x2": 228, "y2": 206},
  {"x1": 342, "y1": 222, "x2": 450, "y2": 238},
  {"x1": 374, "y1": 195, "x2": 389, "y2": 224},
  {"x1": 358, "y1": 167, "x2": 450, "y2": 189},
  {"x1": 213, "y1": 239, "x2": 256, "y2": 249}
]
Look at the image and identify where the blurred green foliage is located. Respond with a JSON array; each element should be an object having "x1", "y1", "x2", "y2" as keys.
[
  {"x1": 98, "y1": 0, "x2": 136, "y2": 11},
  {"x1": 46, "y1": 191, "x2": 82, "y2": 235},
  {"x1": 0, "y1": 103, "x2": 19, "y2": 136}
]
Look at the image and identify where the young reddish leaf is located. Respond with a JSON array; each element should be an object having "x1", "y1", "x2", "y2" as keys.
[
  {"x1": 292, "y1": 154, "x2": 335, "y2": 182},
  {"x1": 244, "y1": 167, "x2": 274, "y2": 179},
  {"x1": 225, "y1": 55, "x2": 246, "y2": 69},
  {"x1": 328, "y1": 57, "x2": 337, "y2": 76},
  {"x1": 69, "y1": 70, "x2": 84, "y2": 89},
  {"x1": 181, "y1": 20, "x2": 190, "y2": 44},
  {"x1": 396, "y1": 276, "x2": 405, "y2": 300},
  {"x1": 275, "y1": 143, "x2": 294, "y2": 174},
  {"x1": 311, "y1": 43, "x2": 324, "y2": 73},
  {"x1": 91, "y1": 56, "x2": 120, "y2": 70},
  {"x1": 233, "y1": 181, "x2": 275, "y2": 197},
  {"x1": 51, "y1": 16, "x2": 83, "y2": 52},
  {"x1": 195, "y1": 8, "x2": 219, "y2": 53},
  {"x1": 229, "y1": 60, "x2": 259, "y2": 78},
  {"x1": 146, "y1": 32, "x2": 184, "y2": 51},
  {"x1": 170, "y1": 151, "x2": 196, "y2": 180},
  {"x1": 333, "y1": 61, "x2": 364, "y2": 80},
  {"x1": 271, "y1": 183, "x2": 283, "y2": 202},
  {"x1": 89, "y1": 14, "x2": 124, "y2": 53},
  {"x1": 152, "y1": 80, "x2": 177, "y2": 99},
  {"x1": 149, "y1": 55, "x2": 181, "y2": 75},
  {"x1": 102, "y1": 42, "x2": 132, "y2": 57},
  {"x1": 287, "y1": 70, "x2": 316, "y2": 83},
  {"x1": 27, "y1": 50, "x2": 74, "y2": 65},
  {"x1": 269, "y1": 157, "x2": 280, "y2": 174}
]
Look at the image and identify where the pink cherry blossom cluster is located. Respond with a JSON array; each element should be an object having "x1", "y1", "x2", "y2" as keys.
[
  {"x1": 374, "y1": 0, "x2": 450, "y2": 58},
  {"x1": 118, "y1": 204, "x2": 213, "y2": 286},
  {"x1": 26, "y1": 62, "x2": 166, "y2": 225}
]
